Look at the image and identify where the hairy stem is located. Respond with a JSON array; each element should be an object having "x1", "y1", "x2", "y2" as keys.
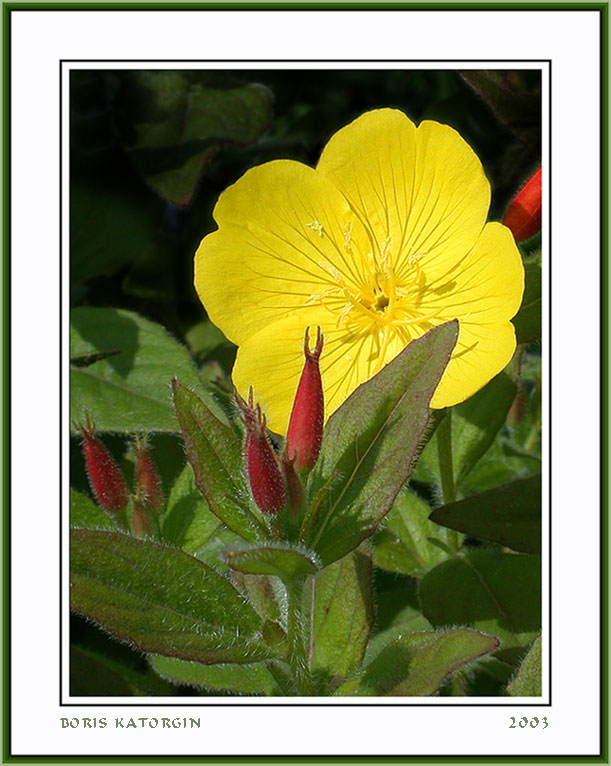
[
  {"x1": 436, "y1": 409, "x2": 460, "y2": 552},
  {"x1": 286, "y1": 576, "x2": 316, "y2": 696}
]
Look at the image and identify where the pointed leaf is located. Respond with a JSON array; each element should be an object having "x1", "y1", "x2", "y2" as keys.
[
  {"x1": 372, "y1": 489, "x2": 454, "y2": 577},
  {"x1": 310, "y1": 548, "x2": 374, "y2": 687},
  {"x1": 429, "y1": 475, "x2": 541, "y2": 554},
  {"x1": 507, "y1": 635, "x2": 542, "y2": 696},
  {"x1": 171, "y1": 380, "x2": 267, "y2": 544},
  {"x1": 149, "y1": 655, "x2": 284, "y2": 696},
  {"x1": 71, "y1": 308, "x2": 225, "y2": 433},
  {"x1": 223, "y1": 544, "x2": 320, "y2": 582},
  {"x1": 70, "y1": 529, "x2": 271, "y2": 664},
  {"x1": 302, "y1": 321, "x2": 458, "y2": 566},
  {"x1": 335, "y1": 628, "x2": 498, "y2": 696},
  {"x1": 419, "y1": 550, "x2": 541, "y2": 649}
]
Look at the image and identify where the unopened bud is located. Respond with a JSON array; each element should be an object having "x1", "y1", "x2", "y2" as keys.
[
  {"x1": 237, "y1": 389, "x2": 287, "y2": 514},
  {"x1": 503, "y1": 166, "x2": 542, "y2": 242},
  {"x1": 135, "y1": 436, "x2": 164, "y2": 514},
  {"x1": 286, "y1": 327, "x2": 324, "y2": 471},
  {"x1": 78, "y1": 419, "x2": 128, "y2": 514}
]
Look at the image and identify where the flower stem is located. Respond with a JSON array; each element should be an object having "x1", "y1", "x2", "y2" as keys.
[
  {"x1": 436, "y1": 409, "x2": 461, "y2": 552},
  {"x1": 437, "y1": 409, "x2": 456, "y2": 504},
  {"x1": 285, "y1": 576, "x2": 316, "y2": 696}
]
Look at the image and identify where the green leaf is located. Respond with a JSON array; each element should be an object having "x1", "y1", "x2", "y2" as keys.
[
  {"x1": 223, "y1": 543, "x2": 320, "y2": 582},
  {"x1": 70, "y1": 488, "x2": 116, "y2": 531},
  {"x1": 365, "y1": 605, "x2": 433, "y2": 663},
  {"x1": 414, "y1": 364, "x2": 518, "y2": 491},
  {"x1": 70, "y1": 308, "x2": 225, "y2": 433},
  {"x1": 429, "y1": 475, "x2": 541, "y2": 554},
  {"x1": 309, "y1": 548, "x2": 374, "y2": 688},
  {"x1": 70, "y1": 529, "x2": 271, "y2": 665},
  {"x1": 149, "y1": 655, "x2": 284, "y2": 696},
  {"x1": 171, "y1": 380, "x2": 267, "y2": 544},
  {"x1": 119, "y1": 71, "x2": 273, "y2": 206},
  {"x1": 372, "y1": 489, "x2": 455, "y2": 577},
  {"x1": 70, "y1": 176, "x2": 169, "y2": 287},
  {"x1": 335, "y1": 628, "x2": 499, "y2": 696},
  {"x1": 513, "y1": 259, "x2": 542, "y2": 345},
  {"x1": 301, "y1": 321, "x2": 458, "y2": 566},
  {"x1": 419, "y1": 550, "x2": 541, "y2": 649},
  {"x1": 507, "y1": 635, "x2": 542, "y2": 696}
]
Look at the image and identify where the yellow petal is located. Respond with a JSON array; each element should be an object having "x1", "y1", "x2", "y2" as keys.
[
  {"x1": 420, "y1": 222, "x2": 524, "y2": 407},
  {"x1": 194, "y1": 159, "x2": 368, "y2": 345},
  {"x1": 422, "y1": 222, "x2": 525, "y2": 323},
  {"x1": 431, "y1": 320, "x2": 517, "y2": 408},
  {"x1": 317, "y1": 109, "x2": 491, "y2": 276}
]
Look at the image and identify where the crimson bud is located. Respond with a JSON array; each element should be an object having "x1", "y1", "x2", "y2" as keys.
[
  {"x1": 286, "y1": 327, "x2": 324, "y2": 471},
  {"x1": 135, "y1": 436, "x2": 164, "y2": 514},
  {"x1": 237, "y1": 389, "x2": 287, "y2": 514},
  {"x1": 503, "y1": 166, "x2": 542, "y2": 242},
  {"x1": 79, "y1": 419, "x2": 128, "y2": 514}
]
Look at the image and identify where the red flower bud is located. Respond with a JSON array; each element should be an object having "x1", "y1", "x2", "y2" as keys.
[
  {"x1": 503, "y1": 166, "x2": 542, "y2": 242},
  {"x1": 78, "y1": 419, "x2": 128, "y2": 514},
  {"x1": 237, "y1": 389, "x2": 286, "y2": 514},
  {"x1": 286, "y1": 327, "x2": 324, "y2": 471},
  {"x1": 135, "y1": 437, "x2": 164, "y2": 514}
]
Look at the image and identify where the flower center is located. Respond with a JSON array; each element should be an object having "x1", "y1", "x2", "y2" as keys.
[{"x1": 307, "y1": 232, "x2": 440, "y2": 337}]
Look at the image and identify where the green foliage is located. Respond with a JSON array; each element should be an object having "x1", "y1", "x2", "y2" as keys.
[
  {"x1": 414, "y1": 364, "x2": 518, "y2": 491},
  {"x1": 171, "y1": 380, "x2": 267, "y2": 543},
  {"x1": 507, "y1": 635, "x2": 542, "y2": 696},
  {"x1": 335, "y1": 628, "x2": 499, "y2": 696},
  {"x1": 513, "y1": 259, "x2": 542, "y2": 345},
  {"x1": 160, "y1": 463, "x2": 240, "y2": 571},
  {"x1": 301, "y1": 321, "x2": 458, "y2": 566},
  {"x1": 372, "y1": 489, "x2": 455, "y2": 577},
  {"x1": 118, "y1": 71, "x2": 273, "y2": 206},
  {"x1": 223, "y1": 544, "x2": 320, "y2": 581},
  {"x1": 149, "y1": 656, "x2": 285, "y2": 696},
  {"x1": 429, "y1": 475, "x2": 541, "y2": 554},
  {"x1": 70, "y1": 488, "x2": 117, "y2": 531},
  {"x1": 309, "y1": 548, "x2": 375, "y2": 686},
  {"x1": 71, "y1": 308, "x2": 223, "y2": 433},
  {"x1": 70, "y1": 529, "x2": 271, "y2": 664},
  {"x1": 419, "y1": 551, "x2": 541, "y2": 650}
]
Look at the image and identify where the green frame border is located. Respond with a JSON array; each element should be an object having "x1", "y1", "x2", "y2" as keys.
[{"x1": 2, "y1": 2, "x2": 608, "y2": 764}]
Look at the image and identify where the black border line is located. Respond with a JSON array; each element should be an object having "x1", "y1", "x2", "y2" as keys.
[{"x1": 59, "y1": 58, "x2": 551, "y2": 709}]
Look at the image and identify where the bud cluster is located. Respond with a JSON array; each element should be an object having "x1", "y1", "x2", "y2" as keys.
[
  {"x1": 237, "y1": 327, "x2": 325, "y2": 527},
  {"x1": 77, "y1": 418, "x2": 164, "y2": 537}
]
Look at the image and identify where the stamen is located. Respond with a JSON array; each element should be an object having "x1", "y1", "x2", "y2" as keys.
[
  {"x1": 306, "y1": 220, "x2": 324, "y2": 237},
  {"x1": 343, "y1": 221, "x2": 353, "y2": 253}
]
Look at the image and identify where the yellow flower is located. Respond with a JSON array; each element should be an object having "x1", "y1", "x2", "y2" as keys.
[{"x1": 195, "y1": 108, "x2": 525, "y2": 435}]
